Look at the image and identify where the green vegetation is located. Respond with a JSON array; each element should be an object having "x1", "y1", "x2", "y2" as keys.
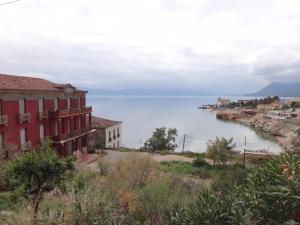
[
  {"x1": 1, "y1": 139, "x2": 300, "y2": 225},
  {"x1": 173, "y1": 151, "x2": 206, "y2": 158},
  {"x1": 225, "y1": 96, "x2": 280, "y2": 109},
  {"x1": 206, "y1": 137, "x2": 235, "y2": 165},
  {"x1": 2, "y1": 141, "x2": 74, "y2": 223},
  {"x1": 143, "y1": 127, "x2": 178, "y2": 152},
  {"x1": 167, "y1": 153, "x2": 300, "y2": 225}
]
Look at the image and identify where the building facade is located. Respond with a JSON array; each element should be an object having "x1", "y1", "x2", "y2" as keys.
[
  {"x1": 91, "y1": 116, "x2": 122, "y2": 149},
  {"x1": 0, "y1": 74, "x2": 95, "y2": 158}
]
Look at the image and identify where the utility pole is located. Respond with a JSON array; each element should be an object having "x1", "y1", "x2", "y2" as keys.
[
  {"x1": 182, "y1": 134, "x2": 186, "y2": 152},
  {"x1": 243, "y1": 136, "x2": 246, "y2": 167}
]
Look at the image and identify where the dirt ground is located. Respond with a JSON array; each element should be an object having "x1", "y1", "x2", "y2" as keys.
[{"x1": 81, "y1": 150, "x2": 195, "y2": 170}]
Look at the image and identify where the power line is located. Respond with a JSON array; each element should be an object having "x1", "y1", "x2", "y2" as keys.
[{"x1": 0, "y1": 0, "x2": 21, "y2": 6}]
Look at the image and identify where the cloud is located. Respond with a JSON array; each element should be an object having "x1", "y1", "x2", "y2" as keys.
[{"x1": 0, "y1": 0, "x2": 299, "y2": 94}]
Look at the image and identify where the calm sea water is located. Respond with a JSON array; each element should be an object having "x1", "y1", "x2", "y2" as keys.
[{"x1": 87, "y1": 96, "x2": 281, "y2": 153}]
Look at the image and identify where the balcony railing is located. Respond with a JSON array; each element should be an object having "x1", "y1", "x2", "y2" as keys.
[
  {"x1": 21, "y1": 141, "x2": 32, "y2": 151},
  {"x1": 49, "y1": 106, "x2": 92, "y2": 118},
  {"x1": 51, "y1": 127, "x2": 94, "y2": 142},
  {"x1": 18, "y1": 113, "x2": 31, "y2": 124},
  {"x1": 39, "y1": 111, "x2": 49, "y2": 120},
  {"x1": 0, "y1": 115, "x2": 8, "y2": 126}
]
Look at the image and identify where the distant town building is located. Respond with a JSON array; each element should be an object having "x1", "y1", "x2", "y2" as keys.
[
  {"x1": 0, "y1": 74, "x2": 95, "y2": 158},
  {"x1": 287, "y1": 98, "x2": 300, "y2": 107},
  {"x1": 256, "y1": 102, "x2": 282, "y2": 112},
  {"x1": 217, "y1": 97, "x2": 231, "y2": 107},
  {"x1": 263, "y1": 109, "x2": 300, "y2": 120},
  {"x1": 92, "y1": 116, "x2": 122, "y2": 149}
]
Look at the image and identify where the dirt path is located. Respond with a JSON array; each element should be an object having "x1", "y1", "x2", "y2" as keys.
[{"x1": 82, "y1": 150, "x2": 195, "y2": 170}]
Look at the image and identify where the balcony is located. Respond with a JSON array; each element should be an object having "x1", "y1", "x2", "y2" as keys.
[
  {"x1": 0, "y1": 115, "x2": 8, "y2": 126},
  {"x1": 21, "y1": 141, "x2": 32, "y2": 151},
  {"x1": 39, "y1": 111, "x2": 49, "y2": 120},
  {"x1": 18, "y1": 113, "x2": 31, "y2": 124},
  {"x1": 51, "y1": 127, "x2": 95, "y2": 143},
  {"x1": 49, "y1": 106, "x2": 92, "y2": 118}
]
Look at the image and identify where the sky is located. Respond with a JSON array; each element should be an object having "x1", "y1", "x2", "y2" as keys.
[{"x1": 0, "y1": 0, "x2": 299, "y2": 95}]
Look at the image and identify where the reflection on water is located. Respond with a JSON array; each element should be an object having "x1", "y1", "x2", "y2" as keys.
[{"x1": 87, "y1": 96, "x2": 282, "y2": 153}]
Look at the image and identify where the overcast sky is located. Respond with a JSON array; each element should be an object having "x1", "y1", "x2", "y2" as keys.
[{"x1": 0, "y1": 0, "x2": 299, "y2": 94}]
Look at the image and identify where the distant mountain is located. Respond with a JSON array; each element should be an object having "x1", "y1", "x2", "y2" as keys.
[
  {"x1": 248, "y1": 82, "x2": 300, "y2": 97},
  {"x1": 87, "y1": 88, "x2": 215, "y2": 96}
]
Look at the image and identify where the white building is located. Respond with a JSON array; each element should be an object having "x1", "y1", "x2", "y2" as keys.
[{"x1": 92, "y1": 116, "x2": 122, "y2": 149}]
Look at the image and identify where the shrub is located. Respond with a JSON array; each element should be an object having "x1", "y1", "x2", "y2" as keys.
[
  {"x1": 3, "y1": 141, "x2": 74, "y2": 222},
  {"x1": 167, "y1": 153, "x2": 300, "y2": 225},
  {"x1": 206, "y1": 137, "x2": 235, "y2": 165},
  {"x1": 211, "y1": 164, "x2": 248, "y2": 193},
  {"x1": 143, "y1": 127, "x2": 178, "y2": 152},
  {"x1": 247, "y1": 153, "x2": 300, "y2": 224},
  {"x1": 192, "y1": 157, "x2": 209, "y2": 167},
  {"x1": 166, "y1": 189, "x2": 252, "y2": 225}
]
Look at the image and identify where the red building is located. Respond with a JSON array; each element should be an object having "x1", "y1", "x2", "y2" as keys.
[{"x1": 0, "y1": 74, "x2": 95, "y2": 158}]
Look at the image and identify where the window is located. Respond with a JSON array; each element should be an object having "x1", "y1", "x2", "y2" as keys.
[
  {"x1": 54, "y1": 98, "x2": 59, "y2": 111},
  {"x1": 20, "y1": 128, "x2": 26, "y2": 146},
  {"x1": 85, "y1": 114, "x2": 90, "y2": 127},
  {"x1": 117, "y1": 141, "x2": 119, "y2": 148},
  {"x1": 54, "y1": 121, "x2": 58, "y2": 136},
  {"x1": 78, "y1": 137, "x2": 82, "y2": 153},
  {"x1": 78, "y1": 97, "x2": 81, "y2": 109},
  {"x1": 0, "y1": 132, "x2": 3, "y2": 153},
  {"x1": 19, "y1": 99, "x2": 25, "y2": 114},
  {"x1": 113, "y1": 129, "x2": 116, "y2": 139},
  {"x1": 0, "y1": 99, "x2": 2, "y2": 115},
  {"x1": 117, "y1": 128, "x2": 120, "y2": 137},
  {"x1": 78, "y1": 117, "x2": 81, "y2": 129},
  {"x1": 67, "y1": 97, "x2": 71, "y2": 109},
  {"x1": 67, "y1": 118, "x2": 71, "y2": 132},
  {"x1": 38, "y1": 98, "x2": 44, "y2": 113},
  {"x1": 67, "y1": 142, "x2": 72, "y2": 155},
  {"x1": 109, "y1": 131, "x2": 111, "y2": 141},
  {"x1": 39, "y1": 124, "x2": 44, "y2": 142}
]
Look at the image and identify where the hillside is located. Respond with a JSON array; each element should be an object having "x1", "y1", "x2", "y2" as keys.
[{"x1": 249, "y1": 82, "x2": 300, "y2": 97}]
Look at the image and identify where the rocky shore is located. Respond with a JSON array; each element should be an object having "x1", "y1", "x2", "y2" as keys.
[
  {"x1": 216, "y1": 110, "x2": 300, "y2": 151},
  {"x1": 250, "y1": 115, "x2": 300, "y2": 151}
]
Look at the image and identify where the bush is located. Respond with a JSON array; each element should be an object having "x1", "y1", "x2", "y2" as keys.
[
  {"x1": 3, "y1": 141, "x2": 74, "y2": 222},
  {"x1": 167, "y1": 153, "x2": 300, "y2": 225},
  {"x1": 247, "y1": 153, "x2": 300, "y2": 224},
  {"x1": 192, "y1": 157, "x2": 209, "y2": 167},
  {"x1": 211, "y1": 164, "x2": 248, "y2": 193}
]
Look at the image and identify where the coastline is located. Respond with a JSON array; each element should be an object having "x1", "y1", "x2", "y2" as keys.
[{"x1": 216, "y1": 110, "x2": 300, "y2": 152}]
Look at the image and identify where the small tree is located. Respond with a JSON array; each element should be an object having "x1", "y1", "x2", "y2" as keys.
[
  {"x1": 206, "y1": 137, "x2": 235, "y2": 166},
  {"x1": 4, "y1": 141, "x2": 74, "y2": 224},
  {"x1": 143, "y1": 127, "x2": 178, "y2": 152}
]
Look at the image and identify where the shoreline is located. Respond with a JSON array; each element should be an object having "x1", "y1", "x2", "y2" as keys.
[{"x1": 216, "y1": 110, "x2": 300, "y2": 152}]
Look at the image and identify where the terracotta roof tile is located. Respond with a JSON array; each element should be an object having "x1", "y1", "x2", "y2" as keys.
[
  {"x1": 0, "y1": 74, "x2": 84, "y2": 92},
  {"x1": 92, "y1": 116, "x2": 122, "y2": 129}
]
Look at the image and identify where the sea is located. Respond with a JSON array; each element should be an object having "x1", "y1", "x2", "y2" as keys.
[{"x1": 87, "y1": 96, "x2": 282, "y2": 153}]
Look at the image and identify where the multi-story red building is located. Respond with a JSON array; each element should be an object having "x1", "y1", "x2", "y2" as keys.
[{"x1": 0, "y1": 74, "x2": 95, "y2": 158}]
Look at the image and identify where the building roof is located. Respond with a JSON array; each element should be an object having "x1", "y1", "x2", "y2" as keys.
[
  {"x1": 0, "y1": 73, "x2": 85, "y2": 92},
  {"x1": 92, "y1": 116, "x2": 122, "y2": 129}
]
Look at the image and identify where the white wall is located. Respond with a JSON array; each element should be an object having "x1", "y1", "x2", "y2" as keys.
[{"x1": 105, "y1": 123, "x2": 122, "y2": 148}]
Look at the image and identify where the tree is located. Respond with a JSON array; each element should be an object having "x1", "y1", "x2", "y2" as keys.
[
  {"x1": 4, "y1": 140, "x2": 74, "y2": 224},
  {"x1": 143, "y1": 127, "x2": 178, "y2": 152},
  {"x1": 206, "y1": 137, "x2": 235, "y2": 165}
]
